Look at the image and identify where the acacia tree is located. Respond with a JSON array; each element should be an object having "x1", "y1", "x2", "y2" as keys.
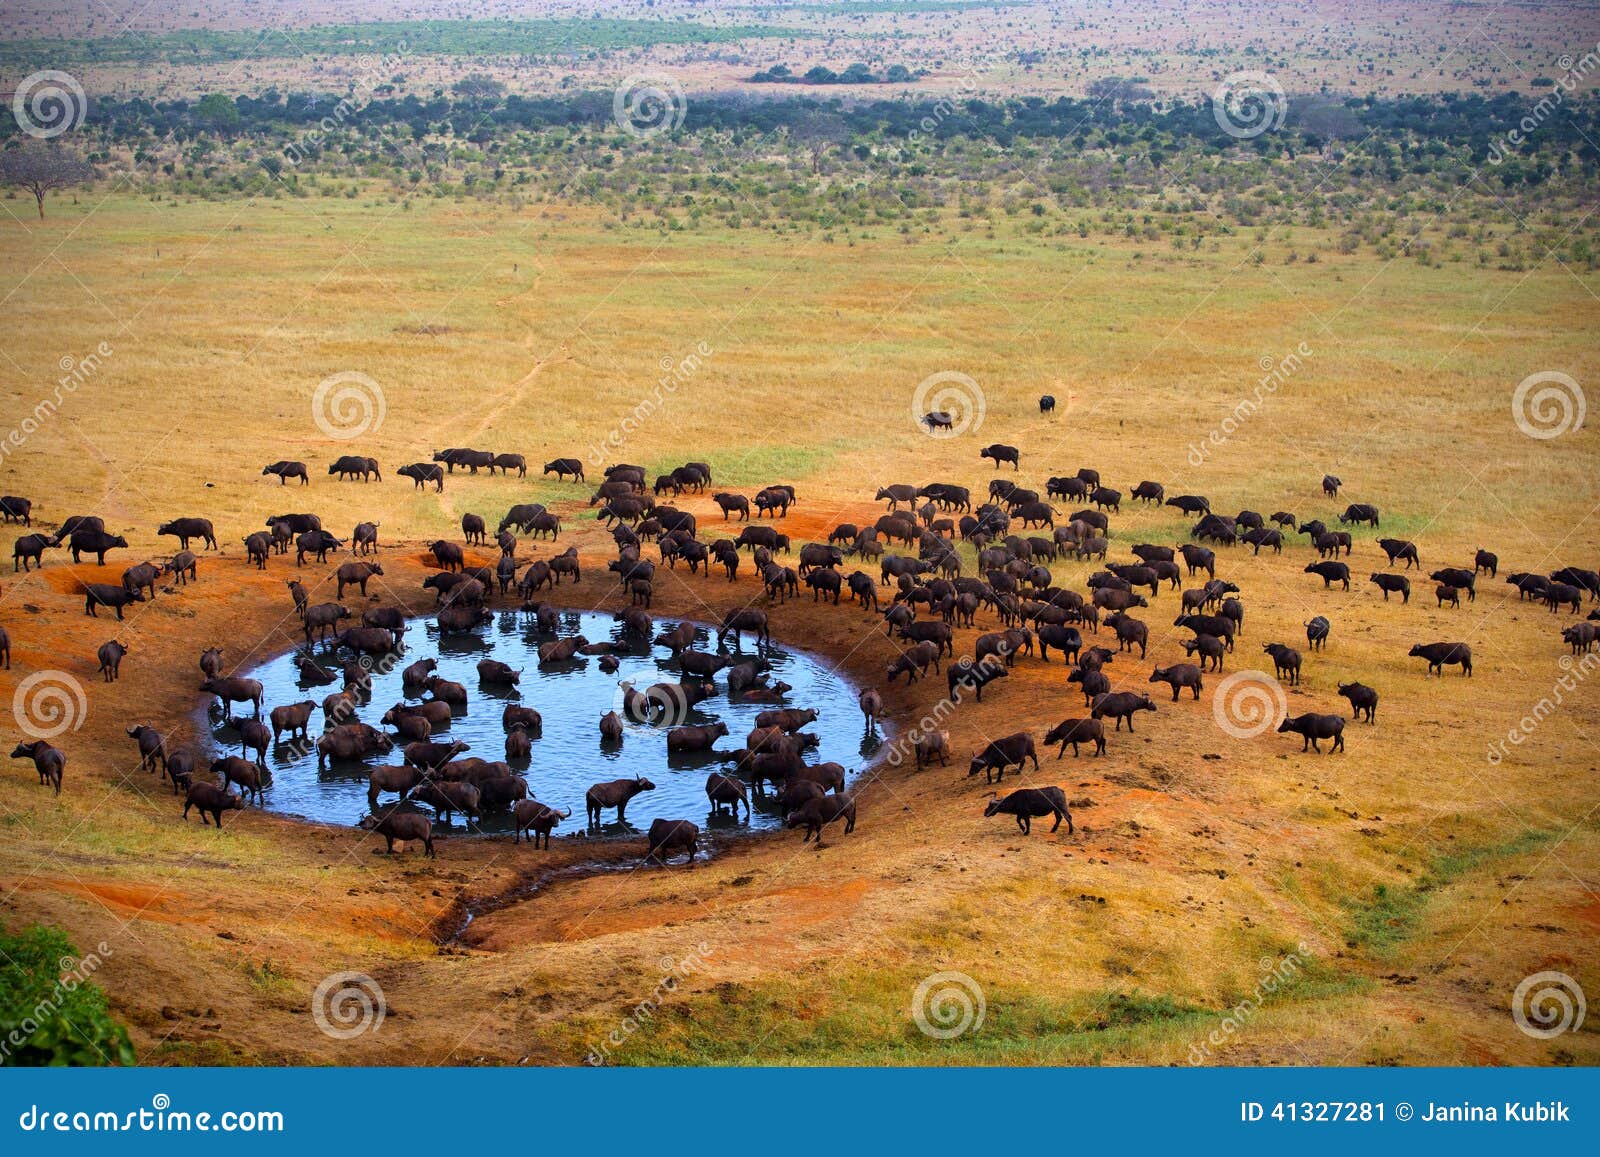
[
  {"x1": 0, "y1": 140, "x2": 93, "y2": 220},
  {"x1": 792, "y1": 111, "x2": 850, "y2": 175}
]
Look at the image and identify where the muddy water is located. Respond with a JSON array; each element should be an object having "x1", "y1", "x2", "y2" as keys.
[{"x1": 205, "y1": 609, "x2": 877, "y2": 837}]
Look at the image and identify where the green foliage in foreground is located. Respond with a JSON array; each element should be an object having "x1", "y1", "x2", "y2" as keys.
[{"x1": 0, "y1": 924, "x2": 134, "y2": 1067}]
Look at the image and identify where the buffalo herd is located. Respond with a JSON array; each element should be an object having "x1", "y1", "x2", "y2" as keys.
[{"x1": 6, "y1": 423, "x2": 1595, "y2": 871}]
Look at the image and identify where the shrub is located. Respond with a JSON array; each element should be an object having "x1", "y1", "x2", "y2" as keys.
[{"x1": 0, "y1": 925, "x2": 134, "y2": 1066}]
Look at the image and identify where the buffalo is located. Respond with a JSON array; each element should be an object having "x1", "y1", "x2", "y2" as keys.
[
  {"x1": 980, "y1": 443, "x2": 1020, "y2": 470},
  {"x1": 1149, "y1": 663, "x2": 1202, "y2": 701},
  {"x1": 1369, "y1": 573, "x2": 1411, "y2": 603},
  {"x1": 1278, "y1": 713, "x2": 1345, "y2": 753},
  {"x1": 1091, "y1": 691, "x2": 1156, "y2": 732},
  {"x1": 1339, "y1": 503, "x2": 1379, "y2": 527},
  {"x1": 12, "y1": 740, "x2": 65, "y2": 795},
  {"x1": 543, "y1": 458, "x2": 585, "y2": 482},
  {"x1": 513, "y1": 800, "x2": 571, "y2": 848},
  {"x1": 985, "y1": 786, "x2": 1072, "y2": 835},
  {"x1": 359, "y1": 809, "x2": 435, "y2": 857},
  {"x1": 1304, "y1": 616, "x2": 1330, "y2": 651},
  {"x1": 262, "y1": 460, "x2": 308, "y2": 485},
  {"x1": 184, "y1": 782, "x2": 244, "y2": 828},
  {"x1": 1337, "y1": 682, "x2": 1379, "y2": 722},
  {"x1": 68, "y1": 528, "x2": 128, "y2": 566},
  {"x1": 158, "y1": 517, "x2": 217, "y2": 551},
  {"x1": 947, "y1": 656, "x2": 1008, "y2": 702},
  {"x1": 97, "y1": 639, "x2": 128, "y2": 682},
  {"x1": 784, "y1": 794, "x2": 856, "y2": 843},
  {"x1": 398, "y1": 463, "x2": 445, "y2": 490},
  {"x1": 12, "y1": 533, "x2": 52, "y2": 571},
  {"x1": 1043, "y1": 717, "x2": 1105, "y2": 758},
  {"x1": 328, "y1": 456, "x2": 380, "y2": 481},
  {"x1": 1409, "y1": 642, "x2": 1472, "y2": 677},
  {"x1": 1305, "y1": 561, "x2": 1351, "y2": 590},
  {"x1": 646, "y1": 818, "x2": 700, "y2": 865},
  {"x1": 84, "y1": 581, "x2": 142, "y2": 619},
  {"x1": 967, "y1": 731, "x2": 1039, "y2": 783},
  {"x1": 586, "y1": 776, "x2": 655, "y2": 825}
]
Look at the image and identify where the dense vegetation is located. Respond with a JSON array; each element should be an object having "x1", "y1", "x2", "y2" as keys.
[
  {"x1": 0, "y1": 924, "x2": 134, "y2": 1067},
  {"x1": 7, "y1": 87, "x2": 1597, "y2": 268},
  {"x1": 0, "y1": 18, "x2": 808, "y2": 67}
]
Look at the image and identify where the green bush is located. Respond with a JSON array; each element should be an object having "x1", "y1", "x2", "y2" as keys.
[{"x1": 0, "y1": 925, "x2": 134, "y2": 1066}]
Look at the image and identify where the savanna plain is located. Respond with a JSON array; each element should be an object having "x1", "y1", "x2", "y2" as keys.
[{"x1": 0, "y1": 0, "x2": 1597, "y2": 1068}]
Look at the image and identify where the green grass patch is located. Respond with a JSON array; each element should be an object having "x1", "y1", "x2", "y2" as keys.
[
  {"x1": 703, "y1": 440, "x2": 864, "y2": 487},
  {"x1": 585, "y1": 959, "x2": 1365, "y2": 1066},
  {"x1": 1342, "y1": 829, "x2": 1553, "y2": 959},
  {"x1": 0, "y1": 19, "x2": 810, "y2": 68}
]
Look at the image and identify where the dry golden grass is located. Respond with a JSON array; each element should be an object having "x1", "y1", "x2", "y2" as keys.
[{"x1": 0, "y1": 189, "x2": 1595, "y2": 1066}]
